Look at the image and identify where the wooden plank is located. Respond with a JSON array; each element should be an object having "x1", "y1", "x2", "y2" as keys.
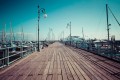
[
  {"x1": 65, "y1": 46, "x2": 97, "y2": 80},
  {"x1": 47, "y1": 74, "x2": 53, "y2": 80},
  {"x1": 61, "y1": 51, "x2": 74, "y2": 80},
  {"x1": 83, "y1": 59, "x2": 118, "y2": 80},
  {"x1": 36, "y1": 48, "x2": 52, "y2": 80},
  {"x1": 67, "y1": 49, "x2": 106, "y2": 79},
  {"x1": 105, "y1": 60, "x2": 120, "y2": 69},
  {"x1": 67, "y1": 45, "x2": 120, "y2": 80},
  {"x1": 6, "y1": 62, "x2": 31, "y2": 80},
  {"x1": 36, "y1": 75, "x2": 42, "y2": 80},
  {"x1": 72, "y1": 48, "x2": 119, "y2": 80},
  {"x1": 52, "y1": 48, "x2": 58, "y2": 80},
  {"x1": 71, "y1": 46, "x2": 120, "y2": 74},
  {"x1": 17, "y1": 67, "x2": 33, "y2": 80},
  {"x1": 66, "y1": 57, "x2": 79, "y2": 80},
  {"x1": 48, "y1": 50, "x2": 54, "y2": 75},
  {"x1": 57, "y1": 50, "x2": 61, "y2": 75},
  {"x1": 58, "y1": 75, "x2": 62, "y2": 80},
  {"x1": 0, "y1": 42, "x2": 120, "y2": 80},
  {"x1": 59, "y1": 51, "x2": 68, "y2": 80},
  {"x1": 65, "y1": 52, "x2": 86, "y2": 80},
  {"x1": 64, "y1": 46, "x2": 90, "y2": 80},
  {"x1": 74, "y1": 62, "x2": 91, "y2": 80}
]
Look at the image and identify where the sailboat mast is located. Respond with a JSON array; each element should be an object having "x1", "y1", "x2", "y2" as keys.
[
  {"x1": 10, "y1": 22, "x2": 13, "y2": 45},
  {"x1": 2, "y1": 24, "x2": 6, "y2": 43},
  {"x1": 21, "y1": 27, "x2": 24, "y2": 41},
  {"x1": 2, "y1": 27, "x2": 4, "y2": 42},
  {"x1": 106, "y1": 4, "x2": 110, "y2": 41},
  {"x1": 82, "y1": 27, "x2": 85, "y2": 40}
]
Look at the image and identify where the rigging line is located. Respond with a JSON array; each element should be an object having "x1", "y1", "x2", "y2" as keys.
[
  {"x1": 108, "y1": 6, "x2": 120, "y2": 27},
  {"x1": 97, "y1": 7, "x2": 105, "y2": 37}
]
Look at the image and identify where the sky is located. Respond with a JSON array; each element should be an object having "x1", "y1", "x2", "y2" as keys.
[{"x1": 0, "y1": 0, "x2": 120, "y2": 41}]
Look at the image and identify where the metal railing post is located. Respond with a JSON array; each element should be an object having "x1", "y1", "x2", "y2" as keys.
[
  {"x1": 7, "y1": 48, "x2": 9, "y2": 66},
  {"x1": 21, "y1": 46, "x2": 23, "y2": 58}
]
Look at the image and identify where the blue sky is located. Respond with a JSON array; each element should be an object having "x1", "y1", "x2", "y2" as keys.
[{"x1": 0, "y1": 0, "x2": 120, "y2": 40}]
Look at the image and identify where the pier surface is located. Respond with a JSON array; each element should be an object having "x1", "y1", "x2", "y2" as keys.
[{"x1": 0, "y1": 42, "x2": 120, "y2": 80}]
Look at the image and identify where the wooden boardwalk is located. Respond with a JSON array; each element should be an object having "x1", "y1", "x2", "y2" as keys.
[{"x1": 0, "y1": 42, "x2": 120, "y2": 80}]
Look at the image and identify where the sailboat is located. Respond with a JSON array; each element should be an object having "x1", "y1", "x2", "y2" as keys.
[
  {"x1": 0, "y1": 24, "x2": 6, "y2": 48},
  {"x1": 10, "y1": 22, "x2": 16, "y2": 48}
]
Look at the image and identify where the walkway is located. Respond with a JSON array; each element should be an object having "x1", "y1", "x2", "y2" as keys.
[{"x1": 0, "y1": 42, "x2": 120, "y2": 80}]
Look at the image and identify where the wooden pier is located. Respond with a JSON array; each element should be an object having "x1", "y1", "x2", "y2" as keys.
[{"x1": 0, "y1": 42, "x2": 120, "y2": 80}]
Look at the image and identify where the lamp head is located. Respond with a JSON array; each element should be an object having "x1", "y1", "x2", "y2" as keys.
[
  {"x1": 41, "y1": 9, "x2": 47, "y2": 18},
  {"x1": 44, "y1": 14, "x2": 47, "y2": 18}
]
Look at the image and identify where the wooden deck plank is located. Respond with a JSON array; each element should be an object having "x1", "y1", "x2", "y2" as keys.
[
  {"x1": 58, "y1": 74, "x2": 62, "y2": 80},
  {"x1": 47, "y1": 74, "x2": 53, "y2": 80},
  {"x1": 52, "y1": 48, "x2": 58, "y2": 80},
  {"x1": 0, "y1": 42, "x2": 120, "y2": 80},
  {"x1": 65, "y1": 55, "x2": 79, "y2": 80},
  {"x1": 63, "y1": 46, "x2": 105, "y2": 80},
  {"x1": 66, "y1": 45, "x2": 120, "y2": 80},
  {"x1": 69, "y1": 50, "x2": 107, "y2": 80},
  {"x1": 61, "y1": 50, "x2": 74, "y2": 80},
  {"x1": 48, "y1": 48, "x2": 54, "y2": 75},
  {"x1": 59, "y1": 51, "x2": 68, "y2": 80},
  {"x1": 57, "y1": 52, "x2": 62, "y2": 75},
  {"x1": 65, "y1": 52, "x2": 86, "y2": 80}
]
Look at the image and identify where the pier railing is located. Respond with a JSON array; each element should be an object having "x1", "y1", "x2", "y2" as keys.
[
  {"x1": 64, "y1": 41, "x2": 120, "y2": 62},
  {"x1": 0, "y1": 46, "x2": 36, "y2": 68}
]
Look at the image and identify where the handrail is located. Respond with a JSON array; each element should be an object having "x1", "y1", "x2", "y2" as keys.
[
  {"x1": 0, "y1": 46, "x2": 36, "y2": 68},
  {"x1": 64, "y1": 41, "x2": 120, "y2": 62}
]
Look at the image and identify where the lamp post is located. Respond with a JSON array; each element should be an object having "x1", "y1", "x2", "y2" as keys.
[
  {"x1": 67, "y1": 22, "x2": 71, "y2": 45},
  {"x1": 38, "y1": 5, "x2": 47, "y2": 52}
]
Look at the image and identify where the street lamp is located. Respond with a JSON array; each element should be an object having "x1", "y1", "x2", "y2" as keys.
[
  {"x1": 66, "y1": 22, "x2": 71, "y2": 45},
  {"x1": 38, "y1": 5, "x2": 47, "y2": 52}
]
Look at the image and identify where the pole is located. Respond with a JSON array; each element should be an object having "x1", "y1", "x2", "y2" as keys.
[
  {"x1": 106, "y1": 4, "x2": 109, "y2": 41},
  {"x1": 38, "y1": 5, "x2": 40, "y2": 52}
]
